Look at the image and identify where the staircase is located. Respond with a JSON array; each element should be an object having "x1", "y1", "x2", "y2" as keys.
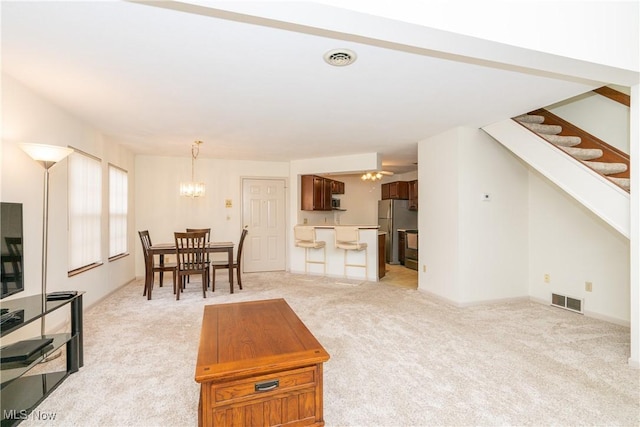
[
  {"x1": 514, "y1": 109, "x2": 630, "y2": 192},
  {"x1": 482, "y1": 116, "x2": 630, "y2": 238}
]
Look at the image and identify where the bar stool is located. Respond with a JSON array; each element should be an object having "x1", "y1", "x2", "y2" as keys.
[
  {"x1": 334, "y1": 226, "x2": 368, "y2": 280},
  {"x1": 294, "y1": 226, "x2": 326, "y2": 275}
]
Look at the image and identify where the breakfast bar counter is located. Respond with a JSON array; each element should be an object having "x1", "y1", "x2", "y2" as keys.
[{"x1": 291, "y1": 225, "x2": 380, "y2": 281}]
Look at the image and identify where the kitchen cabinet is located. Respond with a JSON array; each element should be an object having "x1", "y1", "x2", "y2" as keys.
[
  {"x1": 378, "y1": 233, "x2": 386, "y2": 279},
  {"x1": 331, "y1": 180, "x2": 345, "y2": 194},
  {"x1": 408, "y1": 180, "x2": 418, "y2": 210},
  {"x1": 381, "y1": 181, "x2": 408, "y2": 200},
  {"x1": 301, "y1": 175, "x2": 332, "y2": 211}
]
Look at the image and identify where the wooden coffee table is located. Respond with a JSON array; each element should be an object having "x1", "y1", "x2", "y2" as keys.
[{"x1": 195, "y1": 298, "x2": 330, "y2": 426}]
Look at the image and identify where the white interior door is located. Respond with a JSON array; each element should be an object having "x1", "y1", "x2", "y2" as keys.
[{"x1": 241, "y1": 178, "x2": 286, "y2": 272}]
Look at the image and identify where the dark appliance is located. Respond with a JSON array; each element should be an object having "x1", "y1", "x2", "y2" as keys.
[
  {"x1": 378, "y1": 199, "x2": 417, "y2": 264},
  {"x1": 405, "y1": 230, "x2": 418, "y2": 271}
]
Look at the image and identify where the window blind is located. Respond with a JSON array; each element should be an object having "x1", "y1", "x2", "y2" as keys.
[
  {"x1": 109, "y1": 164, "x2": 128, "y2": 258},
  {"x1": 68, "y1": 150, "x2": 102, "y2": 272}
]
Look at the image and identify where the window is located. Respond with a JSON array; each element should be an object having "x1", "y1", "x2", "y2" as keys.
[
  {"x1": 68, "y1": 150, "x2": 102, "y2": 273},
  {"x1": 109, "y1": 164, "x2": 128, "y2": 259}
]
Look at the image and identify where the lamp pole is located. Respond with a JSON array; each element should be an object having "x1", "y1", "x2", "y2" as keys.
[{"x1": 20, "y1": 144, "x2": 73, "y2": 336}]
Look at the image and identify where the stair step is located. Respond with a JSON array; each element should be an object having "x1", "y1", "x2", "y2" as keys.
[
  {"x1": 608, "y1": 177, "x2": 630, "y2": 191},
  {"x1": 558, "y1": 146, "x2": 603, "y2": 160},
  {"x1": 514, "y1": 114, "x2": 545, "y2": 124},
  {"x1": 540, "y1": 134, "x2": 582, "y2": 147},
  {"x1": 583, "y1": 161, "x2": 628, "y2": 175},
  {"x1": 519, "y1": 122, "x2": 562, "y2": 135}
]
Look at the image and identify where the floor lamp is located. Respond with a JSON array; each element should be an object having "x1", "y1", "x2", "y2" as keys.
[{"x1": 19, "y1": 143, "x2": 74, "y2": 336}]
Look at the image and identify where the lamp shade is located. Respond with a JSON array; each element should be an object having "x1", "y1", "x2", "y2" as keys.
[{"x1": 20, "y1": 143, "x2": 74, "y2": 166}]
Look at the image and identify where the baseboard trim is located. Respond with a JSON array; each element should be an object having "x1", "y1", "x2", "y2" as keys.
[{"x1": 529, "y1": 296, "x2": 630, "y2": 328}]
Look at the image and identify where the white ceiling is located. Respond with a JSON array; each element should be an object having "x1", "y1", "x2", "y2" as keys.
[{"x1": 1, "y1": 1, "x2": 619, "y2": 174}]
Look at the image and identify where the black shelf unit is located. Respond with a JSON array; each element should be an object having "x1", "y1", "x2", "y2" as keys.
[{"x1": 1, "y1": 293, "x2": 83, "y2": 426}]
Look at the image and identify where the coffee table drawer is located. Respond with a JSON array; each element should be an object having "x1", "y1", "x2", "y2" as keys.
[{"x1": 213, "y1": 366, "x2": 316, "y2": 405}]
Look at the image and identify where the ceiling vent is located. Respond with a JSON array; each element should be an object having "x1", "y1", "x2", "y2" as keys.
[{"x1": 323, "y1": 49, "x2": 357, "y2": 67}]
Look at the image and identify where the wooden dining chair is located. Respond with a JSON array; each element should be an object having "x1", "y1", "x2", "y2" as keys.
[
  {"x1": 212, "y1": 227, "x2": 248, "y2": 293},
  {"x1": 138, "y1": 230, "x2": 177, "y2": 299},
  {"x1": 174, "y1": 231, "x2": 209, "y2": 300},
  {"x1": 186, "y1": 228, "x2": 211, "y2": 286}
]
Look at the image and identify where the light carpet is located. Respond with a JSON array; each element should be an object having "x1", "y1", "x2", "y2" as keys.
[{"x1": 21, "y1": 272, "x2": 639, "y2": 426}]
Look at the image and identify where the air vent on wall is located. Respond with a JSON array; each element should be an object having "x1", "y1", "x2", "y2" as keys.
[{"x1": 551, "y1": 293, "x2": 583, "y2": 314}]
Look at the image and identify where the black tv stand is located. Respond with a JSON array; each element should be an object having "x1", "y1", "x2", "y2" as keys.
[{"x1": 0, "y1": 292, "x2": 83, "y2": 426}]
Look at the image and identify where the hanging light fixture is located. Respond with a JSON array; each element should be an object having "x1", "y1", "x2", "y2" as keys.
[
  {"x1": 361, "y1": 172, "x2": 383, "y2": 181},
  {"x1": 180, "y1": 140, "x2": 205, "y2": 197}
]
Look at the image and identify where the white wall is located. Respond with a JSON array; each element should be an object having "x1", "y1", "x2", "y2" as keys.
[
  {"x1": 457, "y1": 128, "x2": 529, "y2": 304},
  {"x1": 134, "y1": 155, "x2": 289, "y2": 277},
  {"x1": 528, "y1": 172, "x2": 631, "y2": 324},
  {"x1": 419, "y1": 128, "x2": 461, "y2": 302},
  {"x1": 547, "y1": 90, "x2": 630, "y2": 154},
  {"x1": 419, "y1": 127, "x2": 529, "y2": 305},
  {"x1": 1, "y1": 74, "x2": 136, "y2": 329}
]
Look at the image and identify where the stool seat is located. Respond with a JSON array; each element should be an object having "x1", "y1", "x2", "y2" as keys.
[
  {"x1": 336, "y1": 241, "x2": 366, "y2": 251},
  {"x1": 296, "y1": 240, "x2": 326, "y2": 249}
]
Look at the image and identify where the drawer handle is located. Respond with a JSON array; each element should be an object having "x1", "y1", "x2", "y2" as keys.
[{"x1": 254, "y1": 379, "x2": 279, "y2": 392}]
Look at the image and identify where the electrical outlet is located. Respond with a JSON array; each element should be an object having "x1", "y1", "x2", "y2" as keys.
[
  {"x1": 303, "y1": 218, "x2": 308, "y2": 225},
  {"x1": 585, "y1": 281, "x2": 593, "y2": 292},
  {"x1": 423, "y1": 265, "x2": 427, "y2": 273},
  {"x1": 544, "y1": 274, "x2": 550, "y2": 283}
]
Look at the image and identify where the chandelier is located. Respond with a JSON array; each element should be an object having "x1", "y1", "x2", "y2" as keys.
[
  {"x1": 361, "y1": 172, "x2": 383, "y2": 181},
  {"x1": 179, "y1": 140, "x2": 205, "y2": 197}
]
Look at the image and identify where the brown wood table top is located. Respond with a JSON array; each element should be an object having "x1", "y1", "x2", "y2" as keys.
[{"x1": 195, "y1": 298, "x2": 329, "y2": 383}]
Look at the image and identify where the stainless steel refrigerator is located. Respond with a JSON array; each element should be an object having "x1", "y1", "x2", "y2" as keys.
[{"x1": 378, "y1": 199, "x2": 418, "y2": 264}]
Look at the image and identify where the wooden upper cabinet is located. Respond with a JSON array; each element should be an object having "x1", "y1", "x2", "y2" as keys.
[
  {"x1": 408, "y1": 180, "x2": 418, "y2": 210},
  {"x1": 382, "y1": 181, "x2": 409, "y2": 200},
  {"x1": 301, "y1": 175, "x2": 332, "y2": 211},
  {"x1": 381, "y1": 183, "x2": 390, "y2": 200},
  {"x1": 331, "y1": 180, "x2": 345, "y2": 194}
]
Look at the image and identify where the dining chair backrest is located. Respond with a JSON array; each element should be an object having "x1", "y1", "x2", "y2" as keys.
[
  {"x1": 186, "y1": 228, "x2": 211, "y2": 242},
  {"x1": 237, "y1": 228, "x2": 248, "y2": 264},
  {"x1": 138, "y1": 230, "x2": 152, "y2": 265},
  {"x1": 174, "y1": 231, "x2": 208, "y2": 271}
]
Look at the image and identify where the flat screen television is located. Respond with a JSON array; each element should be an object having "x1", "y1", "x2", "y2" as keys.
[{"x1": 1, "y1": 202, "x2": 24, "y2": 299}]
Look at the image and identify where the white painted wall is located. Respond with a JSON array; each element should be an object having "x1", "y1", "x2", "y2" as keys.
[
  {"x1": 419, "y1": 128, "x2": 461, "y2": 302},
  {"x1": 457, "y1": 128, "x2": 529, "y2": 304},
  {"x1": 1, "y1": 74, "x2": 136, "y2": 329},
  {"x1": 419, "y1": 127, "x2": 529, "y2": 304},
  {"x1": 547, "y1": 91, "x2": 630, "y2": 154},
  {"x1": 134, "y1": 155, "x2": 289, "y2": 277},
  {"x1": 528, "y1": 172, "x2": 630, "y2": 324}
]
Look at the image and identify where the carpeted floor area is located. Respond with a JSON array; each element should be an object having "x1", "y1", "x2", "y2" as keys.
[{"x1": 20, "y1": 271, "x2": 639, "y2": 426}]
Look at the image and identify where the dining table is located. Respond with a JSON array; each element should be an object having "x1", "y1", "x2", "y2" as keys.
[{"x1": 145, "y1": 241, "x2": 234, "y2": 299}]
